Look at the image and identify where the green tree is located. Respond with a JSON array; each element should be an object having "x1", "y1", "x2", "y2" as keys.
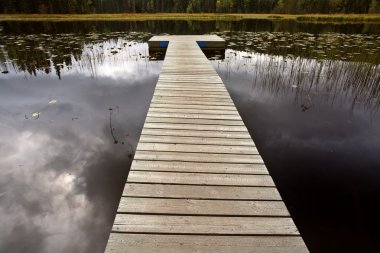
[
  {"x1": 0, "y1": 0, "x2": 377, "y2": 14},
  {"x1": 329, "y1": 0, "x2": 343, "y2": 13},
  {"x1": 273, "y1": 0, "x2": 285, "y2": 13},
  {"x1": 187, "y1": 0, "x2": 201, "y2": 13},
  {"x1": 369, "y1": 0, "x2": 380, "y2": 13}
]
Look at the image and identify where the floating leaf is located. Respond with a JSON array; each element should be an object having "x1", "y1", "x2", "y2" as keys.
[{"x1": 31, "y1": 112, "x2": 41, "y2": 119}]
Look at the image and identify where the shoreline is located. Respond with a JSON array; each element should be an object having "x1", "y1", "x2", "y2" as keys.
[{"x1": 0, "y1": 13, "x2": 380, "y2": 23}]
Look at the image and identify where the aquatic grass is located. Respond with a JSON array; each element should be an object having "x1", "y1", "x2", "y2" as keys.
[
  {"x1": 213, "y1": 31, "x2": 380, "y2": 65},
  {"x1": 219, "y1": 49, "x2": 380, "y2": 114},
  {"x1": 0, "y1": 31, "x2": 154, "y2": 77}
]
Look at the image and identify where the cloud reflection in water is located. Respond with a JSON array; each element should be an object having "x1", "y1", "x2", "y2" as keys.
[{"x1": 0, "y1": 38, "x2": 162, "y2": 253}]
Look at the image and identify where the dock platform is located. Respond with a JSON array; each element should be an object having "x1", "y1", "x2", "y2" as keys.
[{"x1": 105, "y1": 35, "x2": 309, "y2": 253}]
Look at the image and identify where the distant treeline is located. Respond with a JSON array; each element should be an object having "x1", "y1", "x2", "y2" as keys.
[{"x1": 1, "y1": 0, "x2": 380, "y2": 14}]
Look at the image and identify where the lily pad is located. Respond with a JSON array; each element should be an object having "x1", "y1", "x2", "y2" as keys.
[{"x1": 31, "y1": 112, "x2": 41, "y2": 120}]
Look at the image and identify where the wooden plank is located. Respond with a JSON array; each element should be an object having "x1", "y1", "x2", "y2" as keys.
[
  {"x1": 155, "y1": 87, "x2": 225, "y2": 92},
  {"x1": 147, "y1": 112, "x2": 241, "y2": 120},
  {"x1": 159, "y1": 73, "x2": 219, "y2": 75},
  {"x1": 118, "y1": 197, "x2": 289, "y2": 216},
  {"x1": 153, "y1": 91, "x2": 231, "y2": 98},
  {"x1": 106, "y1": 234, "x2": 309, "y2": 253},
  {"x1": 139, "y1": 135, "x2": 254, "y2": 146},
  {"x1": 136, "y1": 143, "x2": 258, "y2": 155},
  {"x1": 127, "y1": 171, "x2": 274, "y2": 186},
  {"x1": 150, "y1": 104, "x2": 237, "y2": 111},
  {"x1": 159, "y1": 76, "x2": 220, "y2": 78},
  {"x1": 151, "y1": 99, "x2": 234, "y2": 106},
  {"x1": 160, "y1": 68, "x2": 217, "y2": 71},
  {"x1": 157, "y1": 82, "x2": 224, "y2": 87},
  {"x1": 158, "y1": 74, "x2": 221, "y2": 77},
  {"x1": 158, "y1": 74, "x2": 222, "y2": 78},
  {"x1": 141, "y1": 128, "x2": 252, "y2": 139},
  {"x1": 158, "y1": 73, "x2": 220, "y2": 76},
  {"x1": 130, "y1": 160, "x2": 267, "y2": 174},
  {"x1": 157, "y1": 80, "x2": 224, "y2": 84},
  {"x1": 134, "y1": 151, "x2": 264, "y2": 163},
  {"x1": 123, "y1": 183, "x2": 281, "y2": 200},
  {"x1": 156, "y1": 86, "x2": 226, "y2": 90},
  {"x1": 112, "y1": 214, "x2": 300, "y2": 235},
  {"x1": 145, "y1": 116, "x2": 245, "y2": 126},
  {"x1": 152, "y1": 95, "x2": 233, "y2": 103},
  {"x1": 148, "y1": 107, "x2": 240, "y2": 115},
  {"x1": 158, "y1": 78, "x2": 222, "y2": 82},
  {"x1": 160, "y1": 65, "x2": 215, "y2": 68},
  {"x1": 156, "y1": 86, "x2": 226, "y2": 91},
  {"x1": 157, "y1": 79, "x2": 225, "y2": 83},
  {"x1": 156, "y1": 87, "x2": 227, "y2": 92},
  {"x1": 160, "y1": 67, "x2": 216, "y2": 69},
  {"x1": 158, "y1": 79, "x2": 224, "y2": 82},
  {"x1": 143, "y1": 122, "x2": 247, "y2": 132}
]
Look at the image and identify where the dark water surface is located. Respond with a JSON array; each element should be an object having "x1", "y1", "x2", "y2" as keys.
[{"x1": 1, "y1": 20, "x2": 380, "y2": 253}]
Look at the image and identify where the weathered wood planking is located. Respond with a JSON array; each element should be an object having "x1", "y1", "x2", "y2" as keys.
[
  {"x1": 127, "y1": 171, "x2": 275, "y2": 186},
  {"x1": 106, "y1": 234, "x2": 308, "y2": 253},
  {"x1": 122, "y1": 183, "x2": 281, "y2": 200},
  {"x1": 139, "y1": 135, "x2": 255, "y2": 147},
  {"x1": 136, "y1": 143, "x2": 259, "y2": 154},
  {"x1": 144, "y1": 117, "x2": 245, "y2": 126},
  {"x1": 105, "y1": 35, "x2": 309, "y2": 253},
  {"x1": 118, "y1": 197, "x2": 290, "y2": 216},
  {"x1": 113, "y1": 214, "x2": 299, "y2": 235},
  {"x1": 130, "y1": 160, "x2": 267, "y2": 174}
]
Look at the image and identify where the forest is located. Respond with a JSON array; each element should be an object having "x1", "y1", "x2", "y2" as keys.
[{"x1": 1, "y1": 0, "x2": 380, "y2": 14}]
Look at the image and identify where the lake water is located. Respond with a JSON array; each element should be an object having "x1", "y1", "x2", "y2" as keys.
[{"x1": 0, "y1": 20, "x2": 380, "y2": 253}]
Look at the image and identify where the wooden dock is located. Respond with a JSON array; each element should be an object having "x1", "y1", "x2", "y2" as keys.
[{"x1": 105, "y1": 35, "x2": 309, "y2": 253}]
